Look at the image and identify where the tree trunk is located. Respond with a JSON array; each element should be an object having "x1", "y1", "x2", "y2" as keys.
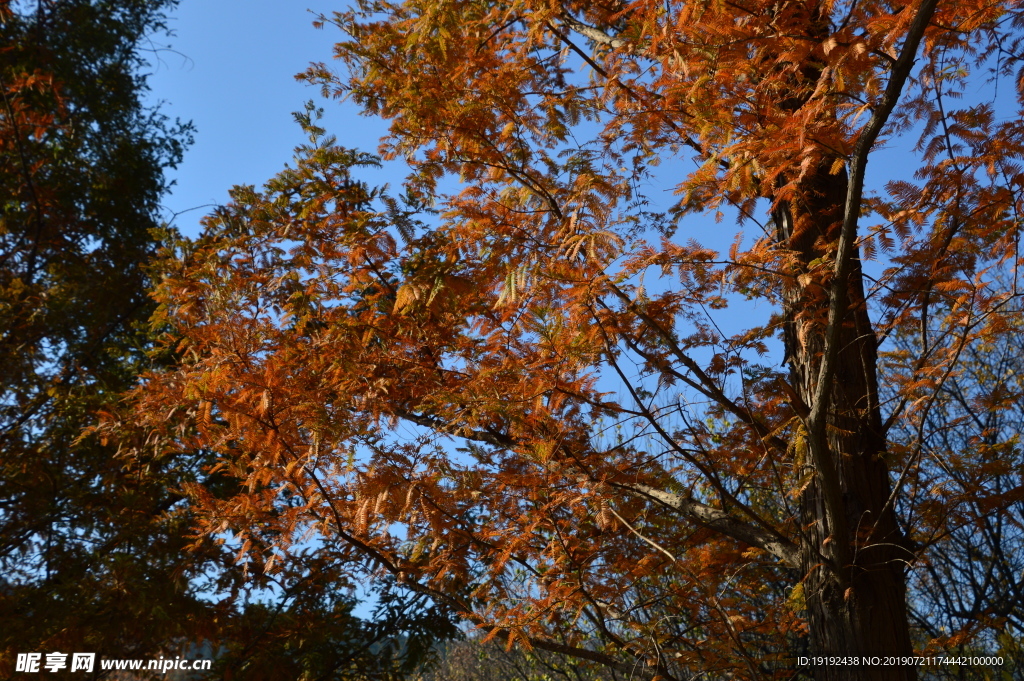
[{"x1": 778, "y1": 165, "x2": 916, "y2": 680}]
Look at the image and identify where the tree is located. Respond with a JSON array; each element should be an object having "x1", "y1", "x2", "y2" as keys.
[
  {"x1": 123, "y1": 1, "x2": 1024, "y2": 680},
  {"x1": 1, "y1": 5, "x2": 457, "y2": 677},
  {"x1": 0, "y1": 0, "x2": 219, "y2": 662},
  {"x1": 0, "y1": 0, "x2": 220, "y2": 668},
  {"x1": 886, "y1": 286, "x2": 1024, "y2": 678},
  {"x1": 422, "y1": 635, "x2": 626, "y2": 681},
  {"x1": 198, "y1": 571, "x2": 459, "y2": 681}
]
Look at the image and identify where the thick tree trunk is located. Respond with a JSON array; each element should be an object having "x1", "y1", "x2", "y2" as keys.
[{"x1": 778, "y1": 166, "x2": 916, "y2": 680}]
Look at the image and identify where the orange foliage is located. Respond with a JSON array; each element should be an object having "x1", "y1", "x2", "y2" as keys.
[{"x1": 117, "y1": 1, "x2": 1024, "y2": 679}]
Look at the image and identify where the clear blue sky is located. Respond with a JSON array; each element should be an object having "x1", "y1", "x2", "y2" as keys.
[{"x1": 146, "y1": 1, "x2": 392, "y2": 238}]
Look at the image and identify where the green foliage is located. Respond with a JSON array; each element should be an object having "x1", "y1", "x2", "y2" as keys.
[
  {"x1": 0, "y1": 0, "x2": 209, "y2": 669},
  {"x1": 1, "y1": 18, "x2": 457, "y2": 669}
]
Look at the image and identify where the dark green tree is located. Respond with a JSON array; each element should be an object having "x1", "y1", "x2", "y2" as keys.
[
  {"x1": 1, "y1": 8, "x2": 458, "y2": 668},
  {"x1": 0, "y1": 0, "x2": 214, "y2": 669}
]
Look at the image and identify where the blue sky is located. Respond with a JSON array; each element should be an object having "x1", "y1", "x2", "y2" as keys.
[
  {"x1": 144, "y1": 2, "x2": 747, "y2": 249},
  {"x1": 146, "y1": 1, "x2": 392, "y2": 238}
]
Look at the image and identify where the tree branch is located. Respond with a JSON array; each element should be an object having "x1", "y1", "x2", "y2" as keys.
[
  {"x1": 560, "y1": 13, "x2": 627, "y2": 49},
  {"x1": 610, "y1": 481, "x2": 800, "y2": 569},
  {"x1": 605, "y1": 284, "x2": 788, "y2": 453},
  {"x1": 807, "y1": 0, "x2": 939, "y2": 568}
]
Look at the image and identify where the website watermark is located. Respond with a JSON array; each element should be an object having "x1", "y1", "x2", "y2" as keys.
[{"x1": 15, "y1": 653, "x2": 212, "y2": 674}]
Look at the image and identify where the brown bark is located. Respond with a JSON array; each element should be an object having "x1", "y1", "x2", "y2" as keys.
[{"x1": 779, "y1": 166, "x2": 916, "y2": 680}]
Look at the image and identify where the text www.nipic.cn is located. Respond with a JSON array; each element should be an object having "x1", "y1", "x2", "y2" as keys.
[{"x1": 16, "y1": 653, "x2": 213, "y2": 674}]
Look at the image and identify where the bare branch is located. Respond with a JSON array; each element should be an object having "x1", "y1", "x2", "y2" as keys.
[
  {"x1": 611, "y1": 481, "x2": 801, "y2": 569},
  {"x1": 561, "y1": 14, "x2": 627, "y2": 49}
]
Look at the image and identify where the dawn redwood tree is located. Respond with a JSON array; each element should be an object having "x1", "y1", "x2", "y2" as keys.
[
  {"x1": 887, "y1": 289, "x2": 1024, "y2": 675},
  {"x1": 122, "y1": 1, "x2": 1024, "y2": 679}
]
